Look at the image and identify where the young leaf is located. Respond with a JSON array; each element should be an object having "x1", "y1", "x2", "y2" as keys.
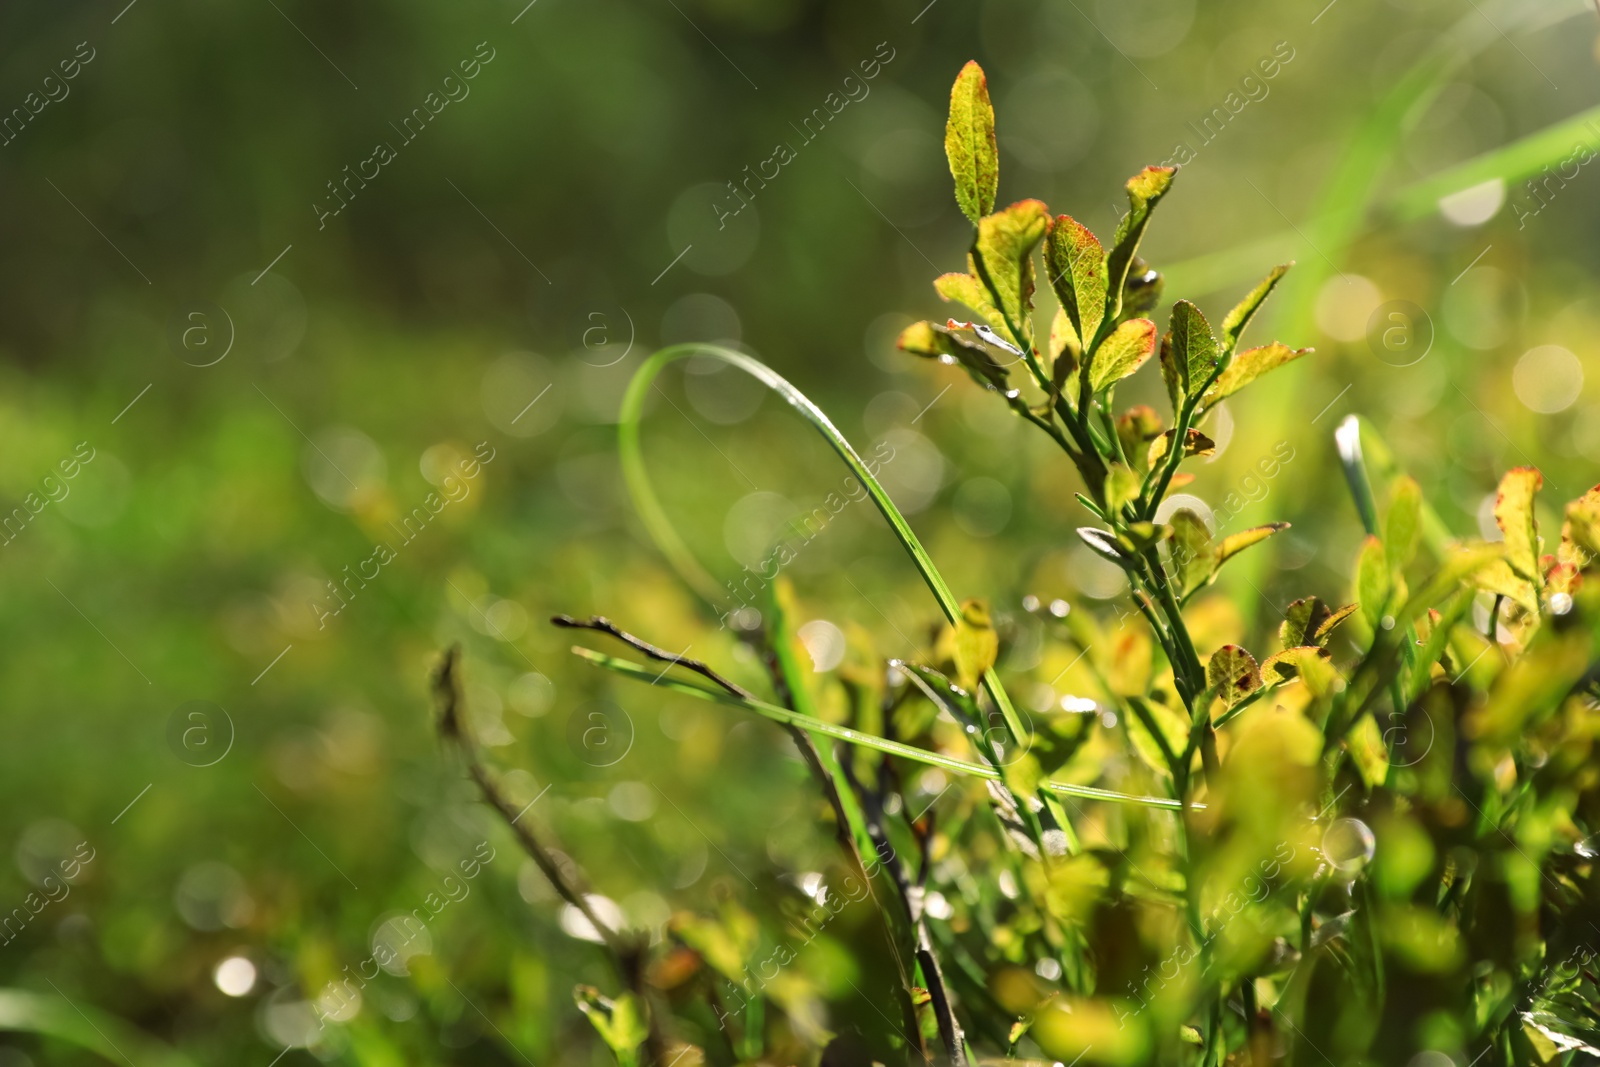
[
  {"x1": 1045, "y1": 214, "x2": 1107, "y2": 347},
  {"x1": 1196, "y1": 343, "x2": 1312, "y2": 415},
  {"x1": 1493, "y1": 466, "x2": 1543, "y2": 583},
  {"x1": 944, "y1": 60, "x2": 999, "y2": 226},
  {"x1": 1117, "y1": 405, "x2": 1163, "y2": 468},
  {"x1": 1146, "y1": 427, "x2": 1216, "y2": 468},
  {"x1": 1385, "y1": 475, "x2": 1423, "y2": 571},
  {"x1": 1088, "y1": 317, "x2": 1157, "y2": 392},
  {"x1": 1077, "y1": 526, "x2": 1132, "y2": 567},
  {"x1": 1168, "y1": 300, "x2": 1218, "y2": 396},
  {"x1": 1206, "y1": 645, "x2": 1262, "y2": 708},
  {"x1": 1217, "y1": 522, "x2": 1290, "y2": 565},
  {"x1": 1218, "y1": 263, "x2": 1291, "y2": 356},
  {"x1": 1279, "y1": 597, "x2": 1360, "y2": 650},
  {"x1": 1105, "y1": 166, "x2": 1176, "y2": 322},
  {"x1": 971, "y1": 199, "x2": 1050, "y2": 346},
  {"x1": 574, "y1": 986, "x2": 649, "y2": 1064},
  {"x1": 1356, "y1": 535, "x2": 1392, "y2": 628}
]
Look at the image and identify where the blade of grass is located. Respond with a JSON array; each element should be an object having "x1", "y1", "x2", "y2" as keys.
[
  {"x1": 573, "y1": 646, "x2": 1193, "y2": 812},
  {"x1": 619, "y1": 344, "x2": 1048, "y2": 819},
  {"x1": 0, "y1": 989, "x2": 199, "y2": 1067}
]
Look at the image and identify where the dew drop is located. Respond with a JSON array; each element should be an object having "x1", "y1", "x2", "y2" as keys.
[
  {"x1": 1321, "y1": 817, "x2": 1375, "y2": 875},
  {"x1": 1551, "y1": 592, "x2": 1574, "y2": 616},
  {"x1": 1022, "y1": 594, "x2": 1041, "y2": 612},
  {"x1": 1048, "y1": 599, "x2": 1070, "y2": 618}
]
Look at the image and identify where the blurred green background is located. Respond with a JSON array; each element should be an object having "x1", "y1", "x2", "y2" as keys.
[{"x1": 1, "y1": 0, "x2": 1597, "y2": 1062}]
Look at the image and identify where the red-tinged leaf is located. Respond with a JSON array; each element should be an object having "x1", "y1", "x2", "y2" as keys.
[
  {"x1": 1089, "y1": 317, "x2": 1157, "y2": 392},
  {"x1": 1045, "y1": 214, "x2": 1107, "y2": 347},
  {"x1": 1206, "y1": 644, "x2": 1262, "y2": 708}
]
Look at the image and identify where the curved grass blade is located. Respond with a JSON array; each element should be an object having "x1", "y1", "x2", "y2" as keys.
[
  {"x1": 0, "y1": 989, "x2": 199, "y2": 1067},
  {"x1": 573, "y1": 646, "x2": 1192, "y2": 812},
  {"x1": 618, "y1": 343, "x2": 1035, "y2": 756}
]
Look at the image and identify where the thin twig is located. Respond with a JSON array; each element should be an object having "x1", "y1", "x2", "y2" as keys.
[{"x1": 553, "y1": 614, "x2": 756, "y2": 699}]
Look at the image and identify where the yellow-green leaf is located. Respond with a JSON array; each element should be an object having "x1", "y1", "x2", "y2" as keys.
[
  {"x1": 971, "y1": 199, "x2": 1050, "y2": 346},
  {"x1": 1198, "y1": 342, "x2": 1312, "y2": 414},
  {"x1": 1261, "y1": 645, "x2": 1331, "y2": 685},
  {"x1": 1106, "y1": 166, "x2": 1175, "y2": 320},
  {"x1": 1217, "y1": 522, "x2": 1290, "y2": 565},
  {"x1": 1167, "y1": 508, "x2": 1215, "y2": 593},
  {"x1": 1356, "y1": 535, "x2": 1392, "y2": 628},
  {"x1": 896, "y1": 320, "x2": 1010, "y2": 391},
  {"x1": 1105, "y1": 463, "x2": 1141, "y2": 513},
  {"x1": 1088, "y1": 317, "x2": 1157, "y2": 392},
  {"x1": 933, "y1": 272, "x2": 1010, "y2": 338},
  {"x1": 1206, "y1": 644, "x2": 1261, "y2": 708},
  {"x1": 1045, "y1": 214, "x2": 1107, "y2": 347},
  {"x1": 944, "y1": 60, "x2": 998, "y2": 226},
  {"x1": 1385, "y1": 475, "x2": 1423, "y2": 571},
  {"x1": 941, "y1": 599, "x2": 998, "y2": 691},
  {"x1": 1218, "y1": 263, "x2": 1291, "y2": 356},
  {"x1": 1346, "y1": 713, "x2": 1389, "y2": 788},
  {"x1": 1493, "y1": 466, "x2": 1543, "y2": 584},
  {"x1": 1560, "y1": 483, "x2": 1600, "y2": 567}
]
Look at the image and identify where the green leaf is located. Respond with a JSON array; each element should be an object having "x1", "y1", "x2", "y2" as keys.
[
  {"x1": 971, "y1": 199, "x2": 1050, "y2": 346},
  {"x1": 1167, "y1": 508, "x2": 1216, "y2": 593},
  {"x1": 575, "y1": 986, "x2": 649, "y2": 1065},
  {"x1": 1105, "y1": 463, "x2": 1142, "y2": 513},
  {"x1": 1217, "y1": 522, "x2": 1290, "y2": 565},
  {"x1": 1197, "y1": 343, "x2": 1312, "y2": 415},
  {"x1": 1493, "y1": 465, "x2": 1543, "y2": 584},
  {"x1": 1218, "y1": 263, "x2": 1291, "y2": 356},
  {"x1": 1088, "y1": 317, "x2": 1157, "y2": 392},
  {"x1": 1168, "y1": 299, "x2": 1218, "y2": 397},
  {"x1": 1356, "y1": 535, "x2": 1392, "y2": 628},
  {"x1": 1206, "y1": 645, "x2": 1262, "y2": 708},
  {"x1": 1045, "y1": 214, "x2": 1107, "y2": 348},
  {"x1": 1105, "y1": 166, "x2": 1176, "y2": 322},
  {"x1": 945, "y1": 60, "x2": 999, "y2": 226},
  {"x1": 1385, "y1": 475, "x2": 1423, "y2": 571},
  {"x1": 1157, "y1": 331, "x2": 1183, "y2": 414}
]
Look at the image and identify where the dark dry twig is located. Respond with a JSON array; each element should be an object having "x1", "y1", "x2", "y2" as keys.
[
  {"x1": 432, "y1": 645, "x2": 668, "y2": 1066},
  {"x1": 553, "y1": 614, "x2": 756, "y2": 699}
]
